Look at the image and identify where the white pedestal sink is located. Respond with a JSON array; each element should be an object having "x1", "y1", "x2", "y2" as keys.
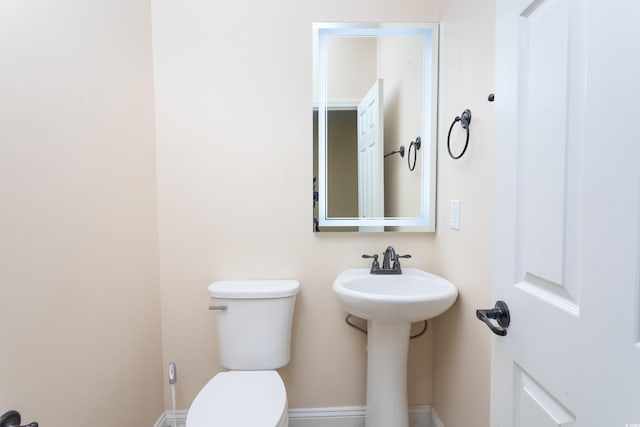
[{"x1": 333, "y1": 268, "x2": 458, "y2": 427}]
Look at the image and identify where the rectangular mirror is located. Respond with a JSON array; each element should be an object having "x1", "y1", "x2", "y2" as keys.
[{"x1": 313, "y1": 23, "x2": 439, "y2": 232}]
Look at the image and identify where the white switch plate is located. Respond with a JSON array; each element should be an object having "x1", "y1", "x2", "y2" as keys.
[{"x1": 450, "y1": 199, "x2": 460, "y2": 230}]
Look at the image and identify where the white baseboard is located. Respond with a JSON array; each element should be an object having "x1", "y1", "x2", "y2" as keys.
[
  {"x1": 289, "y1": 405, "x2": 433, "y2": 427},
  {"x1": 154, "y1": 406, "x2": 443, "y2": 427}
]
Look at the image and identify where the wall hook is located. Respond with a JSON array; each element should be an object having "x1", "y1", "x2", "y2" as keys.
[
  {"x1": 447, "y1": 109, "x2": 472, "y2": 159},
  {"x1": 384, "y1": 145, "x2": 405, "y2": 159}
]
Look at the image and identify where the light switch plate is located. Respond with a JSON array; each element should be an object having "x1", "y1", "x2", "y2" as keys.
[{"x1": 450, "y1": 199, "x2": 460, "y2": 230}]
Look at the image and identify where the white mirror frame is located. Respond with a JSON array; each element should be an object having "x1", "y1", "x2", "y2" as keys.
[{"x1": 313, "y1": 22, "x2": 439, "y2": 231}]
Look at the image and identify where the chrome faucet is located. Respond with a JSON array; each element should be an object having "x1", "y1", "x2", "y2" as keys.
[{"x1": 362, "y1": 246, "x2": 412, "y2": 274}]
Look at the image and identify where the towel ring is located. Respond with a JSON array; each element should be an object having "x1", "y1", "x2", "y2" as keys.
[
  {"x1": 447, "y1": 109, "x2": 472, "y2": 159},
  {"x1": 408, "y1": 136, "x2": 421, "y2": 171}
]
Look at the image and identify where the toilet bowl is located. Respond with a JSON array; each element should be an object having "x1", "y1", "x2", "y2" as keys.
[
  {"x1": 186, "y1": 371, "x2": 287, "y2": 427},
  {"x1": 185, "y1": 280, "x2": 299, "y2": 427}
]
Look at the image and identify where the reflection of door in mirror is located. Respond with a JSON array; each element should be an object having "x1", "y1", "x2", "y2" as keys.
[{"x1": 357, "y1": 79, "x2": 384, "y2": 232}]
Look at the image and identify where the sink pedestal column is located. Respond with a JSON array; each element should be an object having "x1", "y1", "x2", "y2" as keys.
[{"x1": 365, "y1": 320, "x2": 411, "y2": 427}]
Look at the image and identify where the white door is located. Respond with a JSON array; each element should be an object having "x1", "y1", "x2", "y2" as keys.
[
  {"x1": 490, "y1": 0, "x2": 640, "y2": 425},
  {"x1": 357, "y1": 79, "x2": 384, "y2": 229}
]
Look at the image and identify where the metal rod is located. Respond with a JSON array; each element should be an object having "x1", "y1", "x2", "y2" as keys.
[
  {"x1": 345, "y1": 315, "x2": 428, "y2": 339},
  {"x1": 384, "y1": 145, "x2": 405, "y2": 158}
]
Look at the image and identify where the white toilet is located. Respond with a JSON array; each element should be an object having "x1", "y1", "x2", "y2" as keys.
[{"x1": 186, "y1": 280, "x2": 300, "y2": 427}]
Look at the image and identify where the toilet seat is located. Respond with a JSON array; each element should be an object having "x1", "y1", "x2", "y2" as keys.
[{"x1": 186, "y1": 370, "x2": 288, "y2": 427}]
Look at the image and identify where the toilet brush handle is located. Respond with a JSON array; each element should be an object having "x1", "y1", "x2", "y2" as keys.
[{"x1": 168, "y1": 361, "x2": 177, "y2": 385}]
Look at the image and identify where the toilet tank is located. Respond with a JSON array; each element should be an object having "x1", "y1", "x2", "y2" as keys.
[{"x1": 208, "y1": 280, "x2": 300, "y2": 370}]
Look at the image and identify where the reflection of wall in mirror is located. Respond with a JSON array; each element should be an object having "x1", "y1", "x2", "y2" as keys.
[
  {"x1": 323, "y1": 37, "x2": 376, "y2": 221},
  {"x1": 379, "y1": 36, "x2": 424, "y2": 225},
  {"x1": 327, "y1": 110, "x2": 358, "y2": 217},
  {"x1": 327, "y1": 37, "x2": 376, "y2": 102},
  {"x1": 313, "y1": 110, "x2": 358, "y2": 230},
  {"x1": 323, "y1": 35, "x2": 425, "y2": 223}
]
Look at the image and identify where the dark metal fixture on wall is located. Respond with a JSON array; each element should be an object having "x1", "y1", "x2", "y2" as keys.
[
  {"x1": 447, "y1": 109, "x2": 472, "y2": 159},
  {"x1": 0, "y1": 411, "x2": 38, "y2": 427}
]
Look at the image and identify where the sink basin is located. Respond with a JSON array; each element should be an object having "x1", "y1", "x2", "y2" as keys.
[
  {"x1": 333, "y1": 268, "x2": 458, "y2": 323},
  {"x1": 333, "y1": 267, "x2": 458, "y2": 426}
]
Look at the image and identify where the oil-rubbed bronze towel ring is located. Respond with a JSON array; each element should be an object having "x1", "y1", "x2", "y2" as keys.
[
  {"x1": 447, "y1": 109, "x2": 472, "y2": 159},
  {"x1": 407, "y1": 136, "x2": 421, "y2": 171},
  {"x1": 385, "y1": 137, "x2": 421, "y2": 172}
]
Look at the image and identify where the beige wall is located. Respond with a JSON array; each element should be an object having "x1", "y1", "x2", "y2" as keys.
[
  {"x1": 152, "y1": 0, "x2": 442, "y2": 411},
  {"x1": 432, "y1": 0, "x2": 496, "y2": 426},
  {"x1": 0, "y1": 1, "x2": 163, "y2": 425},
  {"x1": 152, "y1": 0, "x2": 492, "y2": 423},
  {"x1": 0, "y1": 0, "x2": 494, "y2": 425}
]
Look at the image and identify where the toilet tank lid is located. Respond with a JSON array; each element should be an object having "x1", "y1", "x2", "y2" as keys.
[{"x1": 208, "y1": 280, "x2": 300, "y2": 299}]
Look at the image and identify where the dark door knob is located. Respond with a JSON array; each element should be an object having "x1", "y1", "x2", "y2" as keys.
[
  {"x1": 476, "y1": 301, "x2": 510, "y2": 336},
  {"x1": 0, "y1": 411, "x2": 38, "y2": 427}
]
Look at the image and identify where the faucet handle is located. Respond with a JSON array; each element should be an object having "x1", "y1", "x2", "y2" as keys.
[
  {"x1": 362, "y1": 254, "x2": 380, "y2": 272},
  {"x1": 392, "y1": 254, "x2": 411, "y2": 271}
]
